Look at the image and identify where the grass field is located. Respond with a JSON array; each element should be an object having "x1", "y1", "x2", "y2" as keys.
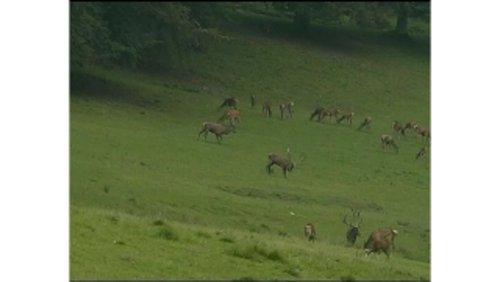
[{"x1": 70, "y1": 14, "x2": 430, "y2": 280}]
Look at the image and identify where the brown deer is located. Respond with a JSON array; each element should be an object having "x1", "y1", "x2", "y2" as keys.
[
  {"x1": 415, "y1": 125, "x2": 430, "y2": 142},
  {"x1": 392, "y1": 121, "x2": 405, "y2": 136},
  {"x1": 320, "y1": 107, "x2": 340, "y2": 123},
  {"x1": 381, "y1": 134, "x2": 399, "y2": 152},
  {"x1": 218, "y1": 97, "x2": 239, "y2": 111},
  {"x1": 402, "y1": 120, "x2": 417, "y2": 135},
  {"x1": 279, "y1": 101, "x2": 294, "y2": 119},
  {"x1": 218, "y1": 109, "x2": 240, "y2": 126},
  {"x1": 262, "y1": 101, "x2": 272, "y2": 117},
  {"x1": 357, "y1": 116, "x2": 372, "y2": 131},
  {"x1": 266, "y1": 152, "x2": 295, "y2": 178},
  {"x1": 364, "y1": 228, "x2": 398, "y2": 258},
  {"x1": 337, "y1": 111, "x2": 354, "y2": 125},
  {"x1": 342, "y1": 208, "x2": 363, "y2": 245},
  {"x1": 304, "y1": 223, "x2": 316, "y2": 242},
  {"x1": 197, "y1": 122, "x2": 236, "y2": 143}
]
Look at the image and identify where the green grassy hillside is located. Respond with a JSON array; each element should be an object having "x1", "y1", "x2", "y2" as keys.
[{"x1": 70, "y1": 15, "x2": 430, "y2": 280}]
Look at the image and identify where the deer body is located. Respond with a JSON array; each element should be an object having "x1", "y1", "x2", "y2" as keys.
[
  {"x1": 364, "y1": 228, "x2": 398, "y2": 258},
  {"x1": 198, "y1": 122, "x2": 236, "y2": 143},
  {"x1": 343, "y1": 208, "x2": 362, "y2": 245},
  {"x1": 358, "y1": 116, "x2": 372, "y2": 130},
  {"x1": 381, "y1": 134, "x2": 399, "y2": 152},
  {"x1": 266, "y1": 153, "x2": 295, "y2": 178},
  {"x1": 337, "y1": 111, "x2": 354, "y2": 125},
  {"x1": 279, "y1": 101, "x2": 294, "y2": 119},
  {"x1": 218, "y1": 109, "x2": 240, "y2": 126},
  {"x1": 262, "y1": 101, "x2": 272, "y2": 117}
]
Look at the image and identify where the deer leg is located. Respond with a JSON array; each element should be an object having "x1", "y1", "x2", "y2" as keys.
[{"x1": 266, "y1": 162, "x2": 274, "y2": 174}]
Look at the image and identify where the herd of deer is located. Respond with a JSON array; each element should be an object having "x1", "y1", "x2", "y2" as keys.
[{"x1": 197, "y1": 96, "x2": 429, "y2": 258}]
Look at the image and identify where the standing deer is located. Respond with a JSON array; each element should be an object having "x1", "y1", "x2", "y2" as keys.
[
  {"x1": 357, "y1": 116, "x2": 372, "y2": 131},
  {"x1": 320, "y1": 107, "x2": 340, "y2": 123},
  {"x1": 279, "y1": 101, "x2": 294, "y2": 119},
  {"x1": 415, "y1": 125, "x2": 430, "y2": 142},
  {"x1": 218, "y1": 97, "x2": 239, "y2": 111},
  {"x1": 381, "y1": 134, "x2": 399, "y2": 152},
  {"x1": 342, "y1": 208, "x2": 363, "y2": 245},
  {"x1": 392, "y1": 121, "x2": 404, "y2": 136},
  {"x1": 337, "y1": 111, "x2": 354, "y2": 125},
  {"x1": 266, "y1": 152, "x2": 295, "y2": 178},
  {"x1": 364, "y1": 228, "x2": 398, "y2": 258},
  {"x1": 218, "y1": 109, "x2": 240, "y2": 126},
  {"x1": 262, "y1": 101, "x2": 272, "y2": 117},
  {"x1": 250, "y1": 95, "x2": 256, "y2": 108},
  {"x1": 402, "y1": 120, "x2": 417, "y2": 135},
  {"x1": 304, "y1": 223, "x2": 316, "y2": 242},
  {"x1": 197, "y1": 122, "x2": 236, "y2": 143}
]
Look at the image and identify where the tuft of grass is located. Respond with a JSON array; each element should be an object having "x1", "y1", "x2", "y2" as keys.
[
  {"x1": 231, "y1": 243, "x2": 286, "y2": 263},
  {"x1": 220, "y1": 237, "x2": 235, "y2": 243},
  {"x1": 153, "y1": 220, "x2": 164, "y2": 226},
  {"x1": 157, "y1": 226, "x2": 179, "y2": 241}
]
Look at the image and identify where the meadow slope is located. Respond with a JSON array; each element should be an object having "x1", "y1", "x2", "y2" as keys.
[{"x1": 70, "y1": 17, "x2": 430, "y2": 280}]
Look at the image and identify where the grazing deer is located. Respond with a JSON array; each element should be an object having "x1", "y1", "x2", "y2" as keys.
[
  {"x1": 218, "y1": 109, "x2": 240, "y2": 126},
  {"x1": 320, "y1": 107, "x2": 340, "y2": 123},
  {"x1": 415, "y1": 125, "x2": 430, "y2": 142},
  {"x1": 262, "y1": 101, "x2": 272, "y2": 117},
  {"x1": 197, "y1": 122, "x2": 236, "y2": 143},
  {"x1": 381, "y1": 134, "x2": 399, "y2": 152},
  {"x1": 266, "y1": 152, "x2": 295, "y2": 178},
  {"x1": 343, "y1": 208, "x2": 362, "y2": 245},
  {"x1": 416, "y1": 146, "x2": 428, "y2": 160},
  {"x1": 337, "y1": 111, "x2": 354, "y2": 125},
  {"x1": 304, "y1": 223, "x2": 316, "y2": 242},
  {"x1": 364, "y1": 228, "x2": 398, "y2": 258},
  {"x1": 357, "y1": 116, "x2": 372, "y2": 131},
  {"x1": 250, "y1": 95, "x2": 256, "y2": 108},
  {"x1": 392, "y1": 121, "x2": 405, "y2": 136},
  {"x1": 279, "y1": 101, "x2": 294, "y2": 119},
  {"x1": 218, "y1": 97, "x2": 239, "y2": 111},
  {"x1": 310, "y1": 106, "x2": 325, "y2": 122},
  {"x1": 402, "y1": 120, "x2": 417, "y2": 135}
]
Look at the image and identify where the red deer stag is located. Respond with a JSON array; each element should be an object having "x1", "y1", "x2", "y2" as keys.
[
  {"x1": 381, "y1": 134, "x2": 399, "y2": 152},
  {"x1": 197, "y1": 122, "x2": 236, "y2": 143},
  {"x1": 364, "y1": 228, "x2": 398, "y2": 258},
  {"x1": 304, "y1": 223, "x2": 316, "y2": 242},
  {"x1": 343, "y1": 208, "x2": 363, "y2": 245}
]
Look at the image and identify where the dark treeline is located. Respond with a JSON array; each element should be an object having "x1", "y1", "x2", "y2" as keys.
[{"x1": 70, "y1": 2, "x2": 429, "y2": 72}]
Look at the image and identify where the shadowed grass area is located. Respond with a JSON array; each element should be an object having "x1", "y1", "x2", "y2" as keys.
[{"x1": 70, "y1": 13, "x2": 429, "y2": 280}]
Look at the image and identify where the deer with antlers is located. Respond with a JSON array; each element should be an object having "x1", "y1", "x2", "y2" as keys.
[
  {"x1": 279, "y1": 101, "x2": 294, "y2": 120},
  {"x1": 342, "y1": 208, "x2": 363, "y2": 245},
  {"x1": 304, "y1": 223, "x2": 316, "y2": 242},
  {"x1": 381, "y1": 134, "x2": 399, "y2": 152},
  {"x1": 218, "y1": 97, "x2": 239, "y2": 111},
  {"x1": 357, "y1": 116, "x2": 372, "y2": 131},
  {"x1": 364, "y1": 228, "x2": 398, "y2": 258},
  {"x1": 337, "y1": 111, "x2": 354, "y2": 125},
  {"x1": 197, "y1": 122, "x2": 236, "y2": 143},
  {"x1": 218, "y1": 109, "x2": 240, "y2": 126}
]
